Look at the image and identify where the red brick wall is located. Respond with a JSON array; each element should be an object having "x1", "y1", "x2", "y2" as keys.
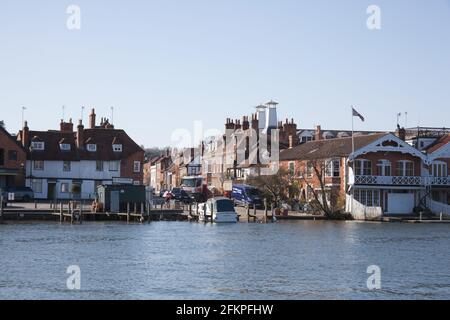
[
  {"x1": 0, "y1": 130, "x2": 26, "y2": 187},
  {"x1": 121, "y1": 151, "x2": 145, "y2": 184},
  {"x1": 354, "y1": 153, "x2": 422, "y2": 176}
]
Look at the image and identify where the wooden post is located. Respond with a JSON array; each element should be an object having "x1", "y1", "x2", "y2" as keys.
[
  {"x1": 0, "y1": 195, "x2": 4, "y2": 223},
  {"x1": 271, "y1": 203, "x2": 275, "y2": 222},
  {"x1": 34, "y1": 201, "x2": 37, "y2": 209},
  {"x1": 127, "y1": 202, "x2": 130, "y2": 223},
  {"x1": 264, "y1": 198, "x2": 268, "y2": 224},
  {"x1": 253, "y1": 205, "x2": 257, "y2": 222},
  {"x1": 60, "y1": 202, "x2": 63, "y2": 222},
  {"x1": 247, "y1": 205, "x2": 250, "y2": 222},
  {"x1": 79, "y1": 202, "x2": 82, "y2": 224},
  {"x1": 420, "y1": 212, "x2": 423, "y2": 221},
  {"x1": 440, "y1": 212, "x2": 443, "y2": 221}
]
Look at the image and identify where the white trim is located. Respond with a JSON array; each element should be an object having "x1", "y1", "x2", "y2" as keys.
[
  {"x1": 428, "y1": 142, "x2": 450, "y2": 163},
  {"x1": 349, "y1": 133, "x2": 428, "y2": 163}
]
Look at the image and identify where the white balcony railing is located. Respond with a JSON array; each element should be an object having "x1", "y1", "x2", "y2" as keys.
[
  {"x1": 354, "y1": 175, "x2": 423, "y2": 186},
  {"x1": 354, "y1": 175, "x2": 450, "y2": 186}
]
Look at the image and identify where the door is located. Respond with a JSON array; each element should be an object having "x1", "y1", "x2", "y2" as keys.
[
  {"x1": 110, "y1": 191, "x2": 120, "y2": 213},
  {"x1": 47, "y1": 183, "x2": 56, "y2": 200},
  {"x1": 387, "y1": 193, "x2": 415, "y2": 214}
]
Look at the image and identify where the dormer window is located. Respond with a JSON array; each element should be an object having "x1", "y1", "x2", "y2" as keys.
[
  {"x1": 113, "y1": 144, "x2": 123, "y2": 152},
  {"x1": 60, "y1": 143, "x2": 71, "y2": 151},
  {"x1": 31, "y1": 141, "x2": 45, "y2": 151},
  {"x1": 87, "y1": 144, "x2": 97, "y2": 152}
]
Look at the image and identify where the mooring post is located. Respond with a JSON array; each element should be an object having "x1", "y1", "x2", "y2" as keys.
[
  {"x1": 253, "y1": 205, "x2": 257, "y2": 222},
  {"x1": 440, "y1": 212, "x2": 443, "y2": 221},
  {"x1": 127, "y1": 203, "x2": 130, "y2": 223},
  {"x1": 271, "y1": 203, "x2": 275, "y2": 222},
  {"x1": 247, "y1": 205, "x2": 250, "y2": 222},
  {"x1": 0, "y1": 195, "x2": 4, "y2": 223},
  {"x1": 264, "y1": 198, "x2": 268, "y2": 223},
  {"x1": 59, "y1": 202, "x2": 63, "y2": 222},
  {"x1": 79, "y1": 202, "x2": 82, "y2": 224},
  {"x1": 34, "y1": 201, "x2": 37, "y2": 209},
  {"x1": 420, "y1": 212, "x2": 423, "y2": 221}
]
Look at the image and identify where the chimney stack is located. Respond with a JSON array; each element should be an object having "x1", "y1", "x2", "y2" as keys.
[
  {"x1": 396, "y1": 127, "x2": 406, "y2": 141},
  {"x1": 89, "y1": 108, "x2": 96, "y2": 129},
  {"x1": 22, "y1": 121, "x2": 29, "y2": 149},
  {"x1": 315, "y1": 125, "x2": 322, "y2": 141},
  {"x1": 60, "y1": 118, "x2": 74, "y2": 132},
  {"x1": 77, "y1": 120, "x2": 84, "y2": 149},
  {"x1": 289, "y1": 135, "x2": 293, "y2": 149},
  {"x1": 242, "y1": 116, "x2": 250, "y2": 130}
]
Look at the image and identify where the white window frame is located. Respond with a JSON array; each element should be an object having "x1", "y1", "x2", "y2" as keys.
[
  {"x1": 354, "y1": 159, "x2": 372, "y2": 176},
  {"x1": 96, "y1": 160, "x2": 104, "y2": 172},
  {"x1": 396, "y1": 160, "x2": 414, "y2": 177},
  {"x1": 33, "y1": 160, "x2": 44, "y2": 171},
  {"x1": 431, "y1": 161, "x2": 447, "y2": 177},
  {"x1": 32, "y1": 179, "x2": 43, "y2": 193},
  {"x1": 354, "y1": 189, "x2": 380, "y2": 207},
  {"x1": 87, "y1": 144, "x2": 97, "y2": 152},
  {"x1": 60, "y1": 182, "x2": 70, "y2": 193},
  {"x1": 60, "y1": 144, "x2": 71, "y2": 151},
  {"x1": 376, "y1": 159, "x2": 392, "y2": 176},
  {"x1": 133, "y1": 161, "x2": 141, "y2": 173},
  {"x1": 112, "y1": 144, "x2": 123, "y2": 152},
  {"x1": 288, "y1": 161, "x2": 295, "y2": 176},
  {"x1": 31, "y1": 141, "x2": 45, "y2": 151},
  {"x1": 63, "y1": 161, "x2": 71, "y2": 172},
  {"x1": 109, "y1": 161, "x2": 120, "y2": 172}
]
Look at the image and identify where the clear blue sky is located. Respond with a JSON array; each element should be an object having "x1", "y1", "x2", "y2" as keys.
[{"x1": 1, "y1": 0, "x2": 449, "y2": 147}]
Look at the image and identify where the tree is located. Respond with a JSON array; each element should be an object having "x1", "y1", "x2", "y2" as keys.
[{"x1": 247, "y1": 167, "x2": 296, "y2": 205}]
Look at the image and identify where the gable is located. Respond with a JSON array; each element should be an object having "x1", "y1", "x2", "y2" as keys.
[{"x1": 348, "y1": 133, "x2": 428, "y2": 163}]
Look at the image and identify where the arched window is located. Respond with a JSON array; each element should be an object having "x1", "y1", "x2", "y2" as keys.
[{"x1": 376, "y1": 160, "x2": 391, "y2": 176}]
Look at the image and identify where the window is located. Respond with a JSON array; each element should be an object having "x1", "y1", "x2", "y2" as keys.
[
  {"x1": 34, "y1": 161, "x2": 44, "y2": 171},
  {"x1": 396, "y1": 161, "x2": 414, "y2": 176},
  {"x1": 109, "y1": 161, "x2": 120, "y2": 171},
  {"x1": 431, "y1": 161, "x2": 447, "y2": 177},
  {"x1": 288, "y1": 162, "x2": 295, "y2": 176},
  {"x1": 31, "y1": 141, "x2": 45, "y2": 150},
  {"x1": 32, "y1": 179, "x2": 43, "y2": 193},
  {"x1": 0, "y1": 149, "x2": 4, "y2": 166},
  {"x1": 112, "y1": 144, "x2": 123, "y2": 152},
  {"x1": 60, "y1": 144, "x2": 71, "y2": 151},
  {"x1": 376, "y1": 160, "x2": 391, "y2": 176},
  {"x1": 96, "y1": 161, "x2": 104, "y2": 172},
  {"x1": 134, "y1": 161, "x2": 141, "y2": 173},
  {"x1": 63, "y1": 161, "x2": 71, "y2": 172},
  {"x1": 61, "y1": 183, "x2": 70, "y2": 193},
  {"x1": 326, "y1": 159, "x2": 340, "y2": 178},
  {"x1": 87, "y1": 144, "x2": 97, "y2": 152},
  {"x1": 301, "y1": 136, "x2": 313, "y2": 143},
  {"x1": 8, "y1": 150, "x2": 18, "y2": 161},
  {"x1": 354, "y1": 189, "x2": 380, "y2": 207},
  {"x1": 354, "y1": 159, "x2": 372, "y2": 176}
]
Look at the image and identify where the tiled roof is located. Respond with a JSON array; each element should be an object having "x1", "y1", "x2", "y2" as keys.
[
  {"x1": 280, "y1": 133, "x2": 387, "y2": 161},
  {"x1": 425, "y1": 134, "x2": 450, "y2": 154},
  {"x1": 26, "y1": 128, "x2": 143, "y2": 161}
]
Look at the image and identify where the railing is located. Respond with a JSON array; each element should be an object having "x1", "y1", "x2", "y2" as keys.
[
  {"x1": 354, "y1": 175, "x2": 450, "y2": 186},
  {"x1": 354, "y1": 175, "x2": 422, "y2": 186}
]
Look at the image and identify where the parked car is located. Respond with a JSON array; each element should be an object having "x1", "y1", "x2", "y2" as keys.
[
  {"x1": 231, "y1": 184, "x2": 264, "y2": 208},
  {"x1": 1, "y1": 187, "x2": 34, "y2": 202},
  {"x1": 169, "y1": 188, "x2": 194, "y2": 204}
]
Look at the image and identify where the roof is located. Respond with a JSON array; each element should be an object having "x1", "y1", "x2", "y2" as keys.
[
  {"x1": 0, "y1": 124, "x2": 26, "y2": 151},
  {"x1": 26, "y1": 128, "x2": 144, "y2": 161},
  {"x1": 280, "y1": 133, "x2": 388, "y2": 161},
  {"x1": 297, "y1": 128, "x2": 381, "y2": 139},
  {"x1": 424, "y1": 134, "x2": 450, "y2": 154}
]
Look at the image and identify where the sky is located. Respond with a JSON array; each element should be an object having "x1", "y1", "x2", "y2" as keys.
[{"x1": 1, "y1": 0, "x2": 449, "y2": 148}]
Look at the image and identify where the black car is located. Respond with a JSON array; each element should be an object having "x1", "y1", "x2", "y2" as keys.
[{"x1": 170, "y1": 188, "x2": 194, "y2": 204}]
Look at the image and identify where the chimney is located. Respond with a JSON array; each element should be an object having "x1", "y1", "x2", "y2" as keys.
[
  {"x1": 265, "y1": 100, "x2": 278, "y2": 132},
  {"x1": 396, "y1": 127, "x2": 406, "y2": 141},
  {"x1": 256, "y1": 105, "x2": 267, "y2": 130},
  {"x1": 225, "y1": 118, "x2": 235, "y2": 130},
  {"x1": 315, "y1": 125, "x2": 322, "y2": 141},
  {"x1": 89, "y1": 109, "x2": 96, "y2": 129},
  {"x1": 289, "y1": 135, "x2": 293, "y2": 149},
  {"x1": 60, "y1": 118, "x2": 74, "y2": 132},
  {"x1": 242, "y1": 116, "x2": 250, "y2": 130},
  {"x1": 22, "y1": 121, "x2": 29, "y2": 149},
  {"x1": 77, "y1": 120, "x2": 84, "y2": 149},
  {"x1": 234, "y1": 119, "x2": 242, "y2": 130}
]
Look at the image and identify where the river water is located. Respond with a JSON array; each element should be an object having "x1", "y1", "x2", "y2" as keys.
[{"x1": 0, "y1": 220, "x2": 449, "y2": 300}]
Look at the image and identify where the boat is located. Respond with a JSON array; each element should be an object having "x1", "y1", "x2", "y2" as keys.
[{"x1": 196, "y1": 197, "x2": 238, "y2": 223}]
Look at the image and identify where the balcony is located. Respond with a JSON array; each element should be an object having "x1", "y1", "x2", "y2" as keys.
[
  {"x1": 354, "y1": 175, "x2": 450, "y2": 187},
  {"x1": 354, "y1": 175, "x2": 423, "y2": 186}
]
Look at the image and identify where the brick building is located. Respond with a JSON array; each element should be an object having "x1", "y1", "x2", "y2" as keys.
[
  {"x1": 0, "y1": 123, "x2": 26, "y2": 190},
  {"x1": 16, "y1": 109, "x2": 144, "y2": 200}
]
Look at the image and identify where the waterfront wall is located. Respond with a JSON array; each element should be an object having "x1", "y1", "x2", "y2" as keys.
[{"x1": 346, "y1": 194, "x2": 383, "y2": 221}]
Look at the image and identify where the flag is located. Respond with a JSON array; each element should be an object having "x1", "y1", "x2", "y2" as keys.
[{"x1": 352, "y1": 107, "x2": 365, "y2": 122}]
